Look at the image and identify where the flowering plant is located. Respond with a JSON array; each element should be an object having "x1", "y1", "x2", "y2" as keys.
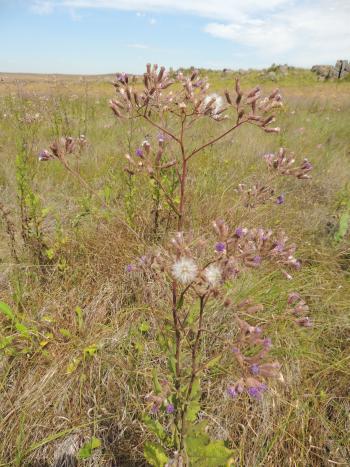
[
  {"x1": 128, "y1": 219, "x2": 306, "y2": 465},
  {"x1": 34, "y1": 64, "x2": 314, "y2": 466},
  {"x1": 110, "y1": 64, "x2": 284, "y2": 231}
]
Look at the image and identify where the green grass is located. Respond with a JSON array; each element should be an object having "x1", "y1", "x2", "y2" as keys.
[{"x1": 0, "y1": 69, "x2": 349, "y2": 466}]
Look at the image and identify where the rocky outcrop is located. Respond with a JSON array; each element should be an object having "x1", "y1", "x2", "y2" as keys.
[{"x1": 311, "y1": 60, "x2": 350, "y2": 80}]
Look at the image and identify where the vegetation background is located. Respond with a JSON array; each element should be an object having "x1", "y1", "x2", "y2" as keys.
[{"x1": 0, "y1": 67, "x2": 349, "y2": 466}]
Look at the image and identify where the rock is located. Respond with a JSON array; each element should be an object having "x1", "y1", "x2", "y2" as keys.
[
  {"x1": 311, "y1": 60, "x2": 350, "y2": 79},
  {"x1": 279, "y1": 65, "x2": 289, "y2": 75},
  {"x1": 267, "y1": 71, "x2": 277, "y2": 81}
]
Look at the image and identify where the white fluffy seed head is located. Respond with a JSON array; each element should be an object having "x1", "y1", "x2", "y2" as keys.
[
  {"x1": 172, "y1": 257, "x2": 198, "y2": 284},
  {"x1": 204, "y1": 264, "x2": 222, "y2": 287}
]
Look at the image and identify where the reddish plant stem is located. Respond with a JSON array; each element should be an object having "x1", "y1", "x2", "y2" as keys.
[
  {"x1": 140, "y1": 113, "x2": 249, "y2": 230},
  {"x1": 177, "y1": 158, "x2": 187, "y2": 231},
  {"x1": 179, "y1": 295, "x2": 206, "y2": 451},
  {"x1": 172, "y1": 280, "x2": 182, "y2": 449},
  {"x1": 186, "y1": 119, "x2": 247, "y2": 161},
  {"x1": 177, "y1": 115, "x2": 187, "y2": 231}
]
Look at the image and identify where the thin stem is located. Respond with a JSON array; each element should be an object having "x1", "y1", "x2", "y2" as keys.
[
  {"x1": 177, "y1": 115, "x2": 187, "y2": 231},
  {"x1": 186, "y1": 119, "x2": 247, "y2": 161},
  {"x1": 172, "y1": 281, "x2": 182, "y2": 450},
  {"x1": 179, "y1": 295, "x2": 206, "y2": 451},
  {"x1": 142, "y1": 114, "x2": 181, "y2": 145},
  {"x1": 151, "y1": 174, "x2": 181, "y2": 217}
]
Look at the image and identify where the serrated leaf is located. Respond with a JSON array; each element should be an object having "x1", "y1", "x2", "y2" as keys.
[
  {"x1": 185, "y1": 423, "x2": 234, "y2": 466},
  {"x1": 186, "y1": 400, "x2": 201, "y2": 422},
  {"x1": 0, "y1": 301, "x2": 16, "y2": 322},
  {"x1": 190, "y1": 377, "x2": 201, "y2": 400},
  {"x1": 77, "y1": 437, "x2": 101, "y2": 459},
  {"x1": 66, "y1": 357, "x2": 81, "y2": 374},
  {"x1": 142, "y1": 415, "x2": 167, "y2": 441},
  {"x1": 144, "y1": 442, "x2": 168, "y2": 467},
  {"x1": 152, "y1": 368, "x2": 162, "y2": 395}
]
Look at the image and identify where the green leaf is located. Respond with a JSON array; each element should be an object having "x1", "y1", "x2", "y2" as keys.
[
  {"x1": 186, "y1": 400, "x2": 201, "y2": 422},
  {"x1": 66, "y1": 357, "x2": 81, "y2": 374},
  {"x1": 144, "y1": 442, "x2": 168, "y2": 467},
  {"x1": 167, "y1": 355, "x2": 176, "y2": 376},
  {"x1": 186, "y1": 303, "x2": 199, "y2": 325},
  {"x1": 41, "y1": 207, "x2": 50, "y2": 217},
  {"x1": 152, "y1": 368, "x2": 162, "y2": 395},
  {"x1": 139, "y1": 321, "x2": 150, "y2": 333},
  {"x1": 334, "y1": 211, "x2": 350, "y2": 242},
  {"x1": 176, "y1": 295, "x2": 184, "y2": 310},
  {"x1": 142, "y1": 415, "x2": 167, "y2": 441},
  {"x1": 157, "y1": 333, "x2": 169, "y2": 352},
  {"x1": 15, "y1": 322, "x2": 30, "y2": 338},
  {"x1": 59, "y1": 328, "x2": 72, "y2": 338},
  {"x1": 77, "y1": 437, "x2": 101, "y2": 459},
  {"x1": 205, "y1": 355, "x2": 222, "y2": 369},
  {"x1": 190, "y1": 377, "x2": 201, "y2": 400},
  {"x1": 74, "y1": 306, "x2": 84, "y2": 330},
  {"x1": 0, "y1": 301, "x2": 16, "y2": 322},
  {"x1": 185, "y1": 423, "x2": 234, "y2": 466},
  {"x1": 0, "y1": 336, "x2": 13, "y2": 350},
  {"x1": 83, "y1": 344, "x2": 98, "y2": 358},
  {"x1": 186, "y1": 377, "x2": 201, "y2": 422},
  {"x1": 103, "y1": 185, "x2": 112, "y2": 203},
  {"x1": 45, "y1": 248, "x2": 55, "y2": 260}
]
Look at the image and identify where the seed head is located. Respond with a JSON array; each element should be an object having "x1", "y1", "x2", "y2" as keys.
[
  {"x1": 172, "y1": 257, "x2": 198, "y2": 284},
  {"x1": 204, "y1": 264, "x2": 222, "y2": 287}
]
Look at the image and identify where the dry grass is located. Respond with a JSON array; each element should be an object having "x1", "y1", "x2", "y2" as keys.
[{"x1": 0, "y1": 69, "x2": 349, "y2": 466}]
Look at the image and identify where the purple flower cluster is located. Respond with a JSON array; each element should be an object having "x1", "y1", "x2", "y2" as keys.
[
  {"x1": 166, "y1": 403, "x2": 175, "y2": 414},
  {"x1": 235, "y1": 227, "x2": 244, "y2": 238},
  {"x1": 276, "y1": 194, "x2": 285, "y2": 205},
  {"x1": 227, "y1": 386, "x2": 238, "y2": 398},
  {"x1": 247, "y1": 383, "x2": 267, "y2": 400},
  {"x1": 250, "y1": 364, "x2": 260, "y2": 376},
  {"x1": 215, "y1": 242, "x2": 226, "y2": 253}
]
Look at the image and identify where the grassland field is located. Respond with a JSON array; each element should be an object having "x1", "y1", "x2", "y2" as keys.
[{"x1": 0, "y1": 68, "x2": 349, "y2": 466}]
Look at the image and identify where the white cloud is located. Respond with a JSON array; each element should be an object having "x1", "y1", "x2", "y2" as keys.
[
  {"x1": 30, "y1": 0, "x2": 350, "y2": 66},
  {"x1": 205, "y1": 1, "x2": 350, "y2": 66}
]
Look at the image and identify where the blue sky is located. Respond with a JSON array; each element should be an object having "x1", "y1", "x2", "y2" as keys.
[{"x1": 1, "y1": 0, "x2": 350, "y2": 74}]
